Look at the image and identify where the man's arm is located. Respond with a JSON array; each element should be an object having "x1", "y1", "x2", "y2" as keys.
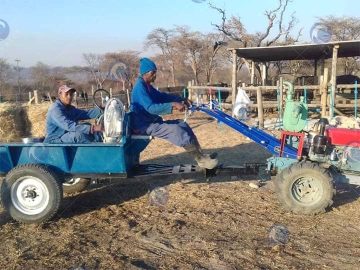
[
  {"x1": 136, "y1": 86, "x2": 173, "y2": 115},
  {"x1": 50, "y1": 108, "x2": 91, "y2": 134},
  {"x1": 72, "y1": 107, "x2": 102, "y2": 121},
  {"x1": 151, "y1": 85, "x2": 184, "y2": 103}
]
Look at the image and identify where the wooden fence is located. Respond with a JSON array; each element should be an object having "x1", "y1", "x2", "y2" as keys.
[{"x1": 188, "y1": 78, "x2": 359, "y2": 127}]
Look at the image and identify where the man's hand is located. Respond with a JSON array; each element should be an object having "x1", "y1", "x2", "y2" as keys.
[
  {"x1": 172, "y1": 102, "x2": 185, "y2": 112},
  {"x1": 91, "y1": 124, "x2": 104, "y2": 134},
  {"x1": 184, "y1": 98, "x2": 192, "y2": 108}
]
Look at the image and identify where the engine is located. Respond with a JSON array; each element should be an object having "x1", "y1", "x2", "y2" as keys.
[{"x1": 303, "y1": 118, "x2": 360, "y2": 173}]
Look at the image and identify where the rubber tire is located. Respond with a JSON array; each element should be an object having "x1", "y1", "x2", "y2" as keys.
[
  {"x1": 0, "y1": 164, "x2": 63, "y2": 224},
  {"x1": 274, "y1": 161, "x2": 335, "y2": 215},
  {"x1": 63, "y1": 178, "x2": 90, "y2": 194}
]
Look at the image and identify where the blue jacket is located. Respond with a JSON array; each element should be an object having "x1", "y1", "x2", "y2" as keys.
[
  {"x1": 44, "y1": 99, "x2": 101, "y2": 143},
  {"x1": 130, "y1": 77, "x2": 183, "y2": 131}
]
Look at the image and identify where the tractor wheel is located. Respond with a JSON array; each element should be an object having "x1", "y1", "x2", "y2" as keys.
[
  {"x1": 274, "y1": 161, "x2": 335, "y2": 215},
  {"x1": 0, "y1": 164, "x2": 63, "y2": 224},
  {"x1": 63, "y1": 177, "x2": 90, "y2": 194}
]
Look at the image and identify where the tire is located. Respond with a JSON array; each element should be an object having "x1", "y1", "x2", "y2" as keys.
[
  {"x1": 0, "y1": 164, "x2": 63, "y2": 224},
  {"x1": 274, "y1": 161, "x2": 335, "y2": 215},
  {"x1": 63, "y1": 178, "x2": 90, "y2": 194}
]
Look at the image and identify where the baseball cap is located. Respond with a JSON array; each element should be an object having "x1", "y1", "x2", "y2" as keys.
[{"x1": 58, "y1": 85, "x2": 75, "y2": 94}]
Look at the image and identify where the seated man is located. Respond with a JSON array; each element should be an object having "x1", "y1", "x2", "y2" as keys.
[
  {"x1": 130, "y1": 57, "x2": 218, "y2": 169},
  {"x1": 44, "y1": 85, "x2": 103, "y2": 143}
]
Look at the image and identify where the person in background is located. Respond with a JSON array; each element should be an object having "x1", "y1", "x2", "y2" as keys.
[
  {"x1": 130, "y1": 57, "x2": 218, "y2": 169},
  {"x1": 44, "y1": 85, "x2": 103, "y2": 143}
]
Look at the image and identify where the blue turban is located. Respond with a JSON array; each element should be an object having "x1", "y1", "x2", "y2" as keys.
[{"x1": 139, "y1": 57, "x2": 157, "y2": 76}]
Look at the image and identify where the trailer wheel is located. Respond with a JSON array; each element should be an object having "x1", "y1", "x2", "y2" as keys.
[
  {"x1": 0, "y1": 164, "x2": 63, "y2": 224},
  {"x1": 63, "y1": 177, "x2": 90, "y2": 194},
  {"x1": 274, "y1": 161, "x2": 335, "y2": 215}
]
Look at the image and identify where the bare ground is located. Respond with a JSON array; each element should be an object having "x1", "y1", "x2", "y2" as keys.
[{"x1": 0, "y1": 112, "x2": 359, "y2": 270}]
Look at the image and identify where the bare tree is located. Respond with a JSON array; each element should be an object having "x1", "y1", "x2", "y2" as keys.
[
  {"x1": 31, "y1": 62, "x2": 52, "y2": 91},
  {"x1": 0, "y1": 58, "x2": 12, "y2": 99},
  {"x1": 145, "y1": 28, "x2": 178, "y2": 86},
  {"x1": 173, "y1": 27, "x2": 205, "y2": 85},
  {"x1": 210, "y1": 0, "x2": 302, "y2": 82},
  {"x1": 317, "y1": 16, "x2": 360, "y2": 75},
  {"x1": 83, "y1": 53, "x2": 108, "y2": 88},
  {"x1": 210, "y1": 0, "x2": 301, "y2": 47},
  {"x1": 201, "y1": 33, "x2": 228, "y2": 84}
]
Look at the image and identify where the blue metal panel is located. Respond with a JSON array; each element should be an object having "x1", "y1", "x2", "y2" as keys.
[
  {"x1": 0, "y1": 143, "x2": 128, "y2": 174},
  {"x1": 0, "y1": 146, "x2": 13, "y2": 174}
]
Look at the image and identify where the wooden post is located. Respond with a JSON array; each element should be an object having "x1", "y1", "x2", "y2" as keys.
[
  {"x1": 231, "y1": 49, "x2": 237, "y2": 116},
  {"x1": 33, "y1": 90, "x2": 39, "y2": 104},
  {"x1": 314, "y1": 59, "x2": 317, "y2": 77},
  {"x1": 109, "y1": 88, "x2": 113, "y2": 98},
  {"x1": 261, "y1": 63, "x2": 266, "y2": 86},
  {"x1": 28, "y1": 92, "x2": 32, "y2": 102},
  {"x1": 330, "y1": 45, "x2": 339, "y2": 118},
  {"x1": 91, "y1": 85, "x2": 94, "y2": 95},
  {"x1": 279, "y1": 77, "x2": 284, "y2": 119},
  {"x1": 321, "y1": 68, "x2": 329, "y2": 117},
  {"x1": 250, "y1": 61, "x2": 255, "y2": 85},
  {"x1": 47, "y1": 92, "x2": 53, "y2": 103},
  {"x1": 74, "y1": 91, "x2": 77, "y2": 107},
  {"x1": 187, "y1": 81, "x2": 192, "y2": 101},
  {"x1": 126, "y1": 88, "x2": 130, "y2": 107},
  {"x1": 257, "y1": 86, "x2": 264, "y2": 128}
]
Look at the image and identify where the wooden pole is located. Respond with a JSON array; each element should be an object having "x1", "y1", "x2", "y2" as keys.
[
  {"x1": 47, "y1": 92, "x2": 53, "y2": 103},
  {"x1": 126, "y1": 88, "x2": 131, "y2": 107},
  {"x1": 257, "y1": 86, "x2": 264, "y2": 128},
  {"x1": 28, "y1": 92, "x2": 32, "y2": 102},
  {"x1": 261, "y1": 63, "x2": 266, "y2": 86},
  {"x1": 279, "y1": 77, "x2": 284, "y2": 119},
  {"x1": 33, "y1": 90, "x2": 39, "y2": 104},
  {"x1": 330, "y1": 45, "x2": 339, "y2": 118},
  {"x1": 321, "y1": 67, "x2": 329, "y2": 117},
  {"x1": 187, "y1": 81, "x2": 192, "y2": 101},
  {"x1": 231, "y1": 49, "x2": 237, "y2": 116},
  {"x1": 250, "y1": 61, "x2": 255, "y2": 85},
  {"x1": 109, "y1": 88, "x2": 113, "y2": 98}
]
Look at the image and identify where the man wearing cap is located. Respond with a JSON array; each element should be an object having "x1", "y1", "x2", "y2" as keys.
[
  {"x1": 130, "y1": 57, "x2": 218, "y2": 169},
  {"x1": 44, "y1": 85, "x2": 103, "y2": 143}
]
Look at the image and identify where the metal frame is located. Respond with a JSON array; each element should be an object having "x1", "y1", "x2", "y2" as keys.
[{"x1": 193, "y1": 102, "x2": 299, "y2": 160}]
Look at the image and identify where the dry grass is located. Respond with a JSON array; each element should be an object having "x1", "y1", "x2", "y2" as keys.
[
  {"x1": 0, "y1": 104, "x2": 30, "y2": 142},
  {"x1": 26, "y1": 102, "x2": 51, "y2": 138},
  {"x1": 0, "y1": 102, "x2": 50, "y2": 142}
]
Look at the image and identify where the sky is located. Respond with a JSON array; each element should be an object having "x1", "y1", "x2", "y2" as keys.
[{"x1": 0, "y1": 0, "x2": 357, "y2": 67}]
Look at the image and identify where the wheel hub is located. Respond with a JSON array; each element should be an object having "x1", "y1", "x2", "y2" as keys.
[
  {"x1": 292, "y1": 177, "x2": 323, "y2": 205},
  {"x1": 11, "y1": 176, "x2": 50, "y2": 215}
]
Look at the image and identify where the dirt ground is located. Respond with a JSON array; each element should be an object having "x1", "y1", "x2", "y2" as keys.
[{"x1": 0, "y1": 112, "x2": 360, "y2": 270}]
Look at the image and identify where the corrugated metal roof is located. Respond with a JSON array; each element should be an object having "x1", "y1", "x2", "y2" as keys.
[{"x1": 229, "y1": 40, "x2": 360, "y2": 61}]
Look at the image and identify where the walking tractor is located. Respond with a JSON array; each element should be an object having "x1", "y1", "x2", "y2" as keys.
[{"x1": 0, "y1": 87, "x2": 359, "y2": 224}]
